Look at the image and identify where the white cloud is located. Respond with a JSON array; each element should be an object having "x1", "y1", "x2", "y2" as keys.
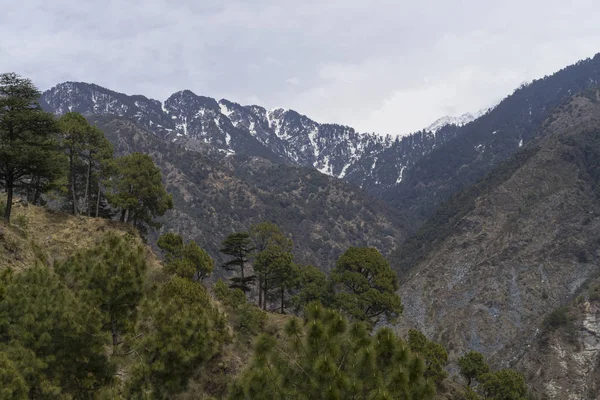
[{"x1": 1, "y1": 0, "x2": 599, "y2": 135}]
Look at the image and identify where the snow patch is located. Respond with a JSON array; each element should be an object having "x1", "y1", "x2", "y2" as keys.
[
  {"x1": 396, "y1": 165, "x2": 406, "y2": 184},
  {"x1": 425, "y1": 104, "x2": 496, "y2": 133},
  {"x1": 219, "y1": 102, "x2": 233, "y2": 118}
]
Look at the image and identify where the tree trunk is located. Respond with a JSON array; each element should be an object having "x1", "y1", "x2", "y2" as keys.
[
  {"x1": 120, "y1": 209, "x2": 126, "y2": 222},
  {"x1": 95, "y1": 182, "x2": 102, "y2": 218},
  {"x1": 26, "y1": 178, "x2": 32, "y2": 203},
  {"x1": 281, "y1": 286, "x2": 285, "y2": 314},
  {"x1": 258, "y1": 276, "x2": 263, "y2": 309},
  {"x1": 85, "y1": 153, "x2": 92, "y2": 216},
  {"x1": 69, "y1": 152, "x2": 78, "y2": 215},
  {"x1": 263, "y1": 280, "x2": 268, "y2": 310},
  {"x1": 240, "y1": 256, "x2": 245, "y2": 280},
  {"x1": 4, "y1": 184, "x2": 13, "y2": 222},
  {"x1": 33, "y1": 182, "x2": 41, "y2": 205},
  {"x1": 111, "y1": 314, "x2": 118, "y2": 347}
]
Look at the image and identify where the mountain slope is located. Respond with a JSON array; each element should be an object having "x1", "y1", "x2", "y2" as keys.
[
  {"x1": 92, "y1": 116, "x2": 410, "y2": 269},
  {"x1": 516, "y1": 284, "x2": 600, "y2": 400},
  {"x1": 393, "y1": 90, "x2": 600, "y2": 383},
  {"x1": 384, "y1": 54, "x2": 600, "y2": 220}
]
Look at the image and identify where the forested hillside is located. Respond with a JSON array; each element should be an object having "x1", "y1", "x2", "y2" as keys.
[
  {"x1": 0, "y1": 72, "x2": 532, "y2": 399},
  {"x1": 93, "y1": 115, "x2": 411, "y2": 268}
]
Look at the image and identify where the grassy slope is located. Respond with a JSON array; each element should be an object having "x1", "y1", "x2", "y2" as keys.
[{"x1": 0, "y1": 196, "x2": 160, "y2": 272}]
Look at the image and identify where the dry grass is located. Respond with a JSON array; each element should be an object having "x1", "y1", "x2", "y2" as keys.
[{"x1": 0, "y1": 197, "x2": 162, "y2": 272}]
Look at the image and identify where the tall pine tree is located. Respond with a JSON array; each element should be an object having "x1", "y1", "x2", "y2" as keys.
[{"x1": 0, "y1": 73, "x2": 63, "y2": 221}]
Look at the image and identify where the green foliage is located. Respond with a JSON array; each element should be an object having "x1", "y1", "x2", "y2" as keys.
[
  {"x1": 214, "y1": 279, "x2": 247, "y2": 308},
  {"x1": 220, "y1": 232, "x2": 255, "y2": 291},
  {"x1": 13, "y1": 214, "x2": 28, "y2": 229},
  {"x1": 0, "y1": 264, "x2": 114, "y2": 397},
  {"x1": 157, "y1": 232, "x2": 213, "y2": 280},
  {"x1": 250, "y1": 221, "x2": 298, "y2": 310},
  {"x1": 458, "y1": 352, "x2": 528, "y2": 400},
  {"x1": 292, "y1": 264, "x2": 331, "y2": 311},
  {"x1": 589, "y1": 283, "x2": 600, "y2": 301},
  {"x1": 157, "y1": 232, "x2": 184, "y2": 260},
  {"x1": 229, "y1": 302, "x2": 435, "y2": 400},
  {"x1": 480, "y1": 369, "x2": 528, "y2": 400},
  {"x1": 458, "y1": 351, "x2": 490, "y2": 386},
  {"x1": 407, "y1": 330, "x2": 448, "y2": 385},
  {"x1": 249, "y1": 221, "x2": 289, "y2": 252},
  {"x1": 254, "y1": 239, "x2": 299, "y2": 313},
  {"x1": 59, "y1": 112, "x2": 90, "y2": 215},
  {"x1": 543, "y1": 306, "x2": 571, "y2": 332},
  {"x1": 107, "y1": 152, "x2": 173, "y2": 233},
  {"x1": 214, "y1": 279, "x2": 266, "y2": 335},
  {"x1": 56, "y1": 232, "x2": 147, "y2": 346},
  {"x1": 331, "y1": 247, "x2": 402, "y2": 326},
  {"x1": 127, "y1": 276, "x2": 229, "y2": 399},
  {"x1": 0, "y1": 352, "x2": 27, "y2": 400},
  {"x1": 0, "y1": 73, "x2": 64, "y2": 221}
]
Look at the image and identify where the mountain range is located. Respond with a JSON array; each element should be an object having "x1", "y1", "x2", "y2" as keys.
[
  {"x1": 38, "y1": 52, "x2": 600, "y2": 398},
  {"x1": 41, "y1": 54, "x2": 600, "y2": 227}
]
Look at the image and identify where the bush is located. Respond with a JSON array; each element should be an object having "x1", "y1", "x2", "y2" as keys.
[
  {"x1": 589, "y1": 284, "x2": 600, "y2": 302},
  {"x1": 213, "y1": 279, "x2": 266, "y2": 335},
  {"x1": 543, "y1": 306, "x2": 570, "y2": 331},
  {"x1": 13, "y1": 215, "x2": 28, "y2": 230}
]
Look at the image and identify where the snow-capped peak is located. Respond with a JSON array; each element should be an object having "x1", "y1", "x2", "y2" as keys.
[{"x1": 425, "y1": 106, "x2": 493, "y2": 133}]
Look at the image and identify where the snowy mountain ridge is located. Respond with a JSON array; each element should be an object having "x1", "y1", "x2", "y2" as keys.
[{"x1": 40, "y1": 82, "x2": 461, "y2": 192}]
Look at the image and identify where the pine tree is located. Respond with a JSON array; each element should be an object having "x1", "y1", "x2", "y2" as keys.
[
  {"x1": 292, "y1": 264, "x2": 331, "y2": 311},
  {"x1": 84, "y1": 125, "x2": 114, "y2": 216},
  {"x1": 0, "y1": 264, "x2": 114, "y2": 397},
  {"x1": 0, "y1": 352, "x2": 27, "y2": 400},
  {"x1": 331, "y1": 247, "x2": 403, "y2": 326},
  {"x1": 229, "y1": 302, "x2": 435, "y2": 399},
  {"x1": 56, "y1": 232, "x2": 147, "y2": 347},
  {"x1": 479, "y1": 369, "x2": 528, "y2": 400},
  {"x1": 220, "y1": 232, "x2": 256, "y2": 292},
  {"x1": 58, "y1": 112, "x2": 89, "y2": 215},
  {"x1": 250, "y1": 221, "x2": 289, "y2": 308},
  {"x1": 254, "y1": 242, "x2": 298, "y2": 313},
  {"x1": 106, "y1": 152, "x2": 173, "y2": 233},
  {"x1": 126, "y1": 276, "x2": 229, "y2": 399},
  {"x1": 157, "y1": 232, "x2": 213, "y2": 281},
  {"x1": 0, "y1": 73, "x2": 64, "y2": 222},
  {"x1": 458, "y1": 351, "x2": 490, "y2": 386},
  {"x1": 407, "y1": 330, "x2": 448, "y2": 385}
]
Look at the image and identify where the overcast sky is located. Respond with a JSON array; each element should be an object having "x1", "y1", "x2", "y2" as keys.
[{"x1": 2, "y1": 1, "x2": 599, "y2": 135}]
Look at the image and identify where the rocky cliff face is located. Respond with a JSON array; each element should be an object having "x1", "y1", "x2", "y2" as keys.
[
  {"x1": 394, "y1": 91, "x2": 600, "y2": 385},
  {"x1": 517, "y1": 298, "x2": 600, "y2": 400}
]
